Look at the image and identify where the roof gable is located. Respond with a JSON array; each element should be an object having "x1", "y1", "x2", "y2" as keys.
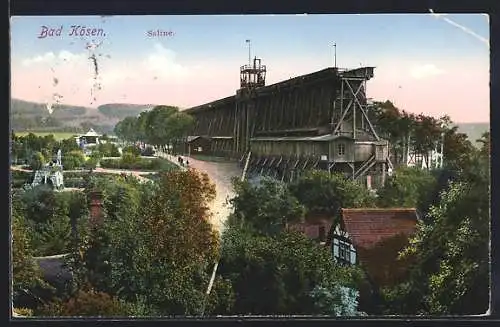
[
  {"x1": 340, "y1": 208, "x2": 418, "y2": 249},
  {"x1": 83, "y1": 128, "x2": 101, "y2": 137}
]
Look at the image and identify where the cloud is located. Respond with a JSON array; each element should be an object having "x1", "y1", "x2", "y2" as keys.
[
  {"x1": 428, "y1": 9, "x2": 489, "y2": 47},
  {"x1": 141, "y1": 43, "x2": 192, "y2": 79},
  {"x1": 409, "y1": 64, "x2": 445, "y2": 79},
  {"x1": 21, "y1": 50, "x2": 87, "y2": 66},
  {"x1": 21, "y1": 52, "x2": 56, "y2": 66}
]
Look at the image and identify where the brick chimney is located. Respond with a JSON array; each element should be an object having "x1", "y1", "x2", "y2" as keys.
[{"x1": 88, "y1": 190, "x2": 104, "y2": 227}]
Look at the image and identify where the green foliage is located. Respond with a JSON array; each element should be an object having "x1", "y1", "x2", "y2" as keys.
[
  {"x1": 14, "y1": 187, "x2": 84, "y2": 257},
  {"x1": 229, "y1": 177, "x2": 306, "y2": 236},
  {"x1": 89, "y1": 150, "x2": 103, "y2": 160},
  {"x1": 310, "y1": 285, "x2": 365, "y2": 316},
  {"x1": 113, "y1": 105, "x2": 194, "y2": 146},
  {"x1": 122, "y1": 145, "x2": 141, "y2": 156},
  {"x1": 84, "y1": 157, "x2": 99, "y2": 170},
  {"x1": 442, "y1": 126, "x2": 476, "y2": 170},
  {"x1": 72, "y1": 169, "x2": 220, "y2": 315},
  {"x1": 10, "y1": 169, "x2": 33, "y2": 189},
  {"x1": 36, "y1": 287, "x2": 131, "y2": 317},
  {"x1": 35, "y1": 215, "x2": 72, "y2": 256},
  {"x1": 100, "y1": 157, "x2": 179, "y2": 172},
  {"x1": 219, "y1": 227, "x2": 363, "y2": 315},
  {"x1": 18, "y1": 184, "x2": 58, "y2": 224},
  {"x1": 377, "y1": 167, "x2": 437, "y2": 211},
  {"x1": 62, "y1": 150, "x2": 86, "y2": 170},
  {"x1": 96, "y1": 142, "x2": 121, "y2": 157},
  {"x1": 289, "y1": 170, "x2": 376, "y2": 217},
  {"x1": 383, "y1": 151, "x2": 489, "y2": 315},
  {"x1": 12, "y1": 213, "x2": 46, "y2": 304},
  {"x1": 59, "y1": 137, "x2": 80, "y2": 154},
  {"x1": 29, "y1": 151, "x2": 45, "y2": 170}
]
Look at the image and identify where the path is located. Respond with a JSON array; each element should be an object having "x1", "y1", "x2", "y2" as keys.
[{"x1": 156, "y1": 151, "x2": 242, "y2": 233}]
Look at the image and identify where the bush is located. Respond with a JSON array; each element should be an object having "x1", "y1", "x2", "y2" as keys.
[
  {"x1": 36, "y1": 288, "x2": 131, "y2": 317},
  {"x1": 62, "y1": 150, "x2": 86, "y2": 170},
  {"x1": 29, "y1": 151, "x2": 45, "y2": 170},
  {"x1": 11, "y1": 179, "x2": 29, "y2": 189},
  {"x1": 122, "y1": 145, "x2": 141, "y2": 156},
  {"x1": 11, "y1": 170, "x2": 31, "y2": 179},
  {"x1": 84, "y1": 158, "x2": 99, "y2": 170},
  {"x1": 121, "y1": 152, "x2": 139, "y2": 165},
  {"x1": 62, "y1": 178, "x2": 86, "y2": 188},
  {"x1": 100, "y1": 158, "x2": 179, "y2": 171},
  {"x1": 97, "y1": 143, "x2": 120, "y2": 157},
  {"x1": 90, "y1": 150, "x2": 103, "y2": 160}
]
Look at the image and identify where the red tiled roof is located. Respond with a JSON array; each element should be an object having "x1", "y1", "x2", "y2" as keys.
[{"x1": 340, "y1": 208, "x2": 418, "y2": 249}]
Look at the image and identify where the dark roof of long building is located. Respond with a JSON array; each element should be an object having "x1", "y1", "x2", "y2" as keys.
[
  {"x1": 184, "y1": 67, "x2": 375, "y2": 114},
  {"x1": 340, "y1": 208, "x2": 419, "y2": 249}
]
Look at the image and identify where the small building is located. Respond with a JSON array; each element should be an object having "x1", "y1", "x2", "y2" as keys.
[
  {"x1": 75, "y1": 128, "x2": 102, "y2": 148},
  {"x1": 327, "y1": 208, "x2": 419, "y2": 287},
  {"x1": 187, "y1": 136, "x2": 212, "y2": 155}
]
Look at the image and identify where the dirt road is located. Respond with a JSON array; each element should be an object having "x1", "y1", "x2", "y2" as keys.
[{"x1": 156, "y1": 152, "x2": 242, "y2": 233}]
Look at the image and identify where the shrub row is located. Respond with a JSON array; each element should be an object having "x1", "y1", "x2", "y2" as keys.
[
  {"x1": 11, "y1": 170, "x2": 32, "y2": 180},
  {"x1": 11, "y1": 179, "x2": 30, "y2": 188},
  {"x1": 100, "y1": 158, "x2": 178, "y2": 172}
]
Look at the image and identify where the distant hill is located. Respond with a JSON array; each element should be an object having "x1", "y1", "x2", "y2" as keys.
[
  {"x1": 97, "y1": 103, "x2": 154, "y2": 120},
  {"x1": 456, "y1": 122, "x2": 489, "y2": 147},
  {"x1": 10, "y1": 99, "x2": 156, "y2": 134}
]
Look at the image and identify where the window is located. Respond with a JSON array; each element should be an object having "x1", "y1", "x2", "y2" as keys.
[
  {"x1": 339, "y1": 242, "x2": 350, "y2": 262},
  {"x1": 333, "y1": 238, "x2": 356, "y2": 265},
  {"x1": 337, "y1": 143, "x2": 346, "y2": 156}
]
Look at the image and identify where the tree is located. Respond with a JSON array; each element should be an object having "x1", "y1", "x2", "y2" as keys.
[
  {"x1": 19, "y1": 184, "x2": 58, "y2": 224},
  {"x1": 476, "y1": 131, "x2": 490, "y2": 157},
  {"x1": 144, "y1": 105, "x2": 179, "y2": 146},
  {"x1": 114, "y1": 117, "x2": 139, "y2": 143},
  {"x1": 442, "y1": 126, "x2": 476, "y2": 170},
  {"x1": 12, "y1": 213, "x2": 46, "y2": 306},
  {"x1": 72, "y1": 169, "x2": 222, "y2": 315},
  {"x1": 59, "y1": 137, "x2": 80, "y2": 154},
  {"x1": 383, "y1": 150, "x2": 489, "y2": 315},
  {"x1": 36, "y1": 287, "x2": 131, "y2": 316},
  {"x1": 289, "y1": 170, "x2": 376, "y2": 218},
  {"x1": 113, "y1": 106, "x2": 194, "y2": 153},
  {"x1": 376, "y1": 166, "x2": 437, "y2": 212},
  {"x1": 62, "y1": 150, "x2": 86, "y2": 170},
  {"x1": 29, "y1": 151, "x2": 45, "y2": 170},
  {"x1": 229, "y1": 177, "x2": 306, "y2": 236},
  {"x1": 218, "y1": 226, "x2": 364, "y2": 315}
]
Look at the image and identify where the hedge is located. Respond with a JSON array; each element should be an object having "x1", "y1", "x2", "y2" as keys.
[{"x1": 100, "y1": 158, "x2": 178, "y2": 172}]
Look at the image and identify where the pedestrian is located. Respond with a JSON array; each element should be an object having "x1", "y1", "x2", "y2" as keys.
[{"x1": 186, "y1": 160, "x2": 189, "y2": 167}]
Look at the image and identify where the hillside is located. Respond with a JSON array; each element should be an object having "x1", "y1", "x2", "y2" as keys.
[
  {"x1": 10, "y1": 99, "x2": 155, "y2": 134},
  {"x1": 97, "y1": 103, "x2": 154, "y2": 120}
]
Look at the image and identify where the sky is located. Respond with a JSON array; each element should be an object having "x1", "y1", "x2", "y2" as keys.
[{"x1": 10, "y1": 14, "x2": 490, "y2": 123}]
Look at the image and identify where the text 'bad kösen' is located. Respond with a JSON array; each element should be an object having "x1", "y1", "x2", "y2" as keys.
[{"x1": 38, "y1": 25, "x2": 106, "y2": 38}]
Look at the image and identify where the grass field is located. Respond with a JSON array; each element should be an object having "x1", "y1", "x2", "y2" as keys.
[{"x1": 14, "y1": 131, "x2": 77, "y2": 140}]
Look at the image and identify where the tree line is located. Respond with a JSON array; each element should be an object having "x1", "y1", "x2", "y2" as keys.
[
  {"x1": 368, "y1": 100, "x2": 482, "y2": 169},
  {"x1": 113, "y1": 105, "x2": 194, "y2": 153}
]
